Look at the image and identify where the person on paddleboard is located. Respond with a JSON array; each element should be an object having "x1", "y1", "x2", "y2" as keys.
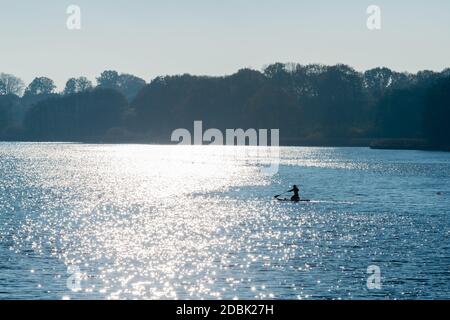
[{"x1": 288, "y1": 185, "x2": 300, "y2": 202}]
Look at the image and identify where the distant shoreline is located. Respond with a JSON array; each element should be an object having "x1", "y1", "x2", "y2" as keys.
[
  {"x1": 3, "y1": 64, "x2": 449, "y2": 153},
  {"x1": 369, "y1": 139, "x2": 450, "y2": 152},
  {"x1": 2, "y1": 138, "x2": 449, "y2": 152}
]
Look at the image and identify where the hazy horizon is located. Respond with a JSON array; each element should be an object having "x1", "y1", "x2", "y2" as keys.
[{"x1": 1, "y1": 0, "x2": 450, "y2": 89}]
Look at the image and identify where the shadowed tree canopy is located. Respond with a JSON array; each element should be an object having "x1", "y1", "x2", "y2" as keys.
[
  {"x1": 0, "y1": 108, "x2": 7, "y2": 131},
  {"x1": 127, "y1": 64, "x2": 450, "y2": 146},
  {"x1": 0, "y1": 94, "x2": 22, "y2": 137},
  {"x1": 423, "y1": 76, "x2": 450, "y2": 147},
  {"x1": 117, "y1": 73, "x2": 146, "y2": 102},
  {"x1": 24, "y1": 77, "x2": 56, "y2": 96},
  {"x1": 97, "y1": 70, "x2": 146, "y2": 101},
  {"x1": 0, "y1": 63, "x2": 447, "y2": 148},
  {"x1": 64, "y1": 77, "x2": 93, "y2": 95},
  {"x1": 364, "y1": 67, "x2": 394, "y2": 98},
  {"x1": 375, "y1": 87, "x2": 426, "y2": 139},
  {"x1": 0, "y1": 96, "x2": 12, "y2": 132},
  {"x1": 96, "y1": 70, "x2": 120, "y2": 89},
  {"x1": 24, "y1": 88, "x2": 127, "y2": 140},
  {"x1": 131, "y1": 71, "x2": 273, "y2": 136}
]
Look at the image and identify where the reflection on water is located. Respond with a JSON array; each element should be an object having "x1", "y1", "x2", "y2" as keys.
[{"x1": 0, "y1": 143, "x2": 449, "y2": 299}]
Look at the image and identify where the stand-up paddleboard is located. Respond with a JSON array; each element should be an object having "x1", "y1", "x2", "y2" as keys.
[{"x1": 275, "y1": 196, "x2": 310, "y2": 203}]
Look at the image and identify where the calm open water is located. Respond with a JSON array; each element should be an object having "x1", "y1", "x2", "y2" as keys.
[{"x1": 0, "y1": 143, "x2": 449, "y2": 300}]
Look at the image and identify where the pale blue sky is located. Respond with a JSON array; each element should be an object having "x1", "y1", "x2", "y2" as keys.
[{"x1": 1, "y1": 0, "x2": 449, "y2": 89}]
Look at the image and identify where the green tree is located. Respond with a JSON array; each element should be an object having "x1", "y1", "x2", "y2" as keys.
[
  {"x1": 64, "y1": 77, "x2": 93, "y2": 95},
  {"x1": 25, "y1": 88, "x2": 128, "y2": 140},
  {"x1": 423, "y1": 77, "x2": 450, "y2": 147},
  {"x1": 24, "y1": 77, "x2": 56, "y2": 96},
  {"x1": 117, "y1": 73, "x2": 146, "y2": 101},
  {"x1": 96, "y1": 70, "x2": 120, "y2": 89},
  {"x1": 363, "y1": 67, "x2": 393, "y2": 97}
]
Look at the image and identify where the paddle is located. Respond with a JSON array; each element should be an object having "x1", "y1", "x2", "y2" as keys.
[{"x1": 274, "y1": 190, "x2": 290, "y2": 198}]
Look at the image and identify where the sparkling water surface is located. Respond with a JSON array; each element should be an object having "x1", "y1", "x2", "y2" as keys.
[{"x1": 0, "y1": 143, "x2": 449, "y2": 300}]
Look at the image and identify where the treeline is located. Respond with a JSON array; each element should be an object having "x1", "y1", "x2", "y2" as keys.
[
  {"x1": 0, "y1": 71, "x2": 146, "y2": 140},
  {"x1": 0, "y1": 64, "x2": 449, "y2": 149}
]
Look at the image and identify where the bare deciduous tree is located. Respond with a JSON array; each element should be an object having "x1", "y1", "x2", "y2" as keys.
[{"x1": 0, "y1": 73, "x2": 25, "y2": 96}]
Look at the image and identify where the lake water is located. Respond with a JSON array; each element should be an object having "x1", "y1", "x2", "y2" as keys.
[{"x1": 0, "y1": 143, "x2": 449, "y2": 300}]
